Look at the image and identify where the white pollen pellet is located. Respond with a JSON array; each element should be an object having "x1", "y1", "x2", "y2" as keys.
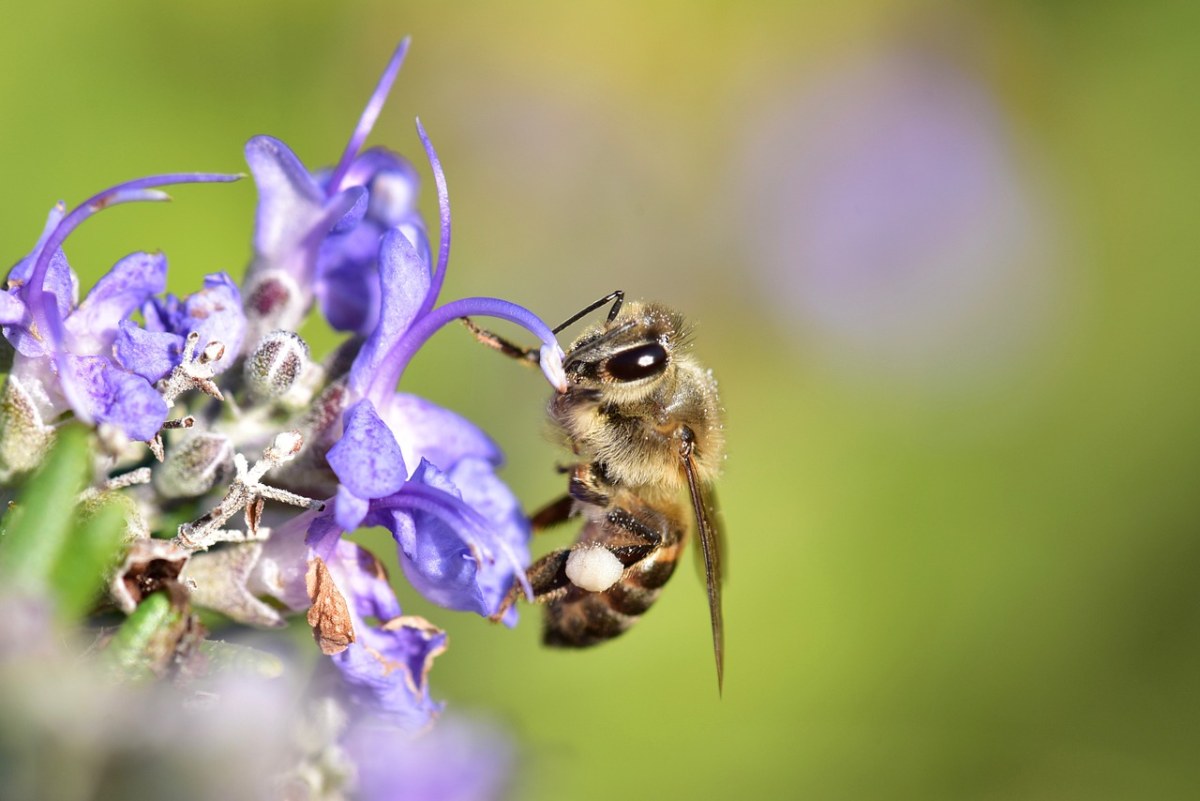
[{"x1": 565, "y1": 546, "x2": 625, "y2": 592}]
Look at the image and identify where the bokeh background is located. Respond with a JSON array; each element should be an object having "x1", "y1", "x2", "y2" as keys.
[{"x1": 3, "y1": 1, "x2": 1199, "y2": 798}]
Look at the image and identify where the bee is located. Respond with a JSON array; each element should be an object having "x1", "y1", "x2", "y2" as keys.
[{"x1": 464, "y1": 290, "x2": 726, "y2": 691}]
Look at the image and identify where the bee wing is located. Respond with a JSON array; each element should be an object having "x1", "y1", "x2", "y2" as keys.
[
  {"x1": 682, "y1": 447, "x2": 724, "y2": 695},
  {"x1": 692, "y1": 485, "x2": 728, "y2": 584}
]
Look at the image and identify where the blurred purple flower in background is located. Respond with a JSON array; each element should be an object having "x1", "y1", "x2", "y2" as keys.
[
  {"x1": 345, "y1": 715, "x2": 515, "y2": 801},
  {"x1": 740, "y1": 47, "x2": 1058, "y2": 380},
  {"x1": 0, "y1": 594, "x2": 300, "y2": 801}
]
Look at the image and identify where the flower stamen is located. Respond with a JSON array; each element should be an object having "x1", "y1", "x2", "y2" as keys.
[
  {"x1": 24, "y1": 173, "x2": 241, "y2": 352},
  {"x1": 159, "y1": 332, "x2": 226, "y2": 407},
  {"x1": 174, "y1": 431, "x2": 325, "y2": 552}
]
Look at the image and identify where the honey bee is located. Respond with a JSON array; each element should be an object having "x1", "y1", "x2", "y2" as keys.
[{"x1": 464, "y1": 290, "x2": 726, "y2": 691}]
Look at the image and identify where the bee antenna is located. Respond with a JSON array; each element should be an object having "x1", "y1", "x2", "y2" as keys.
[{"x1": 552, "y1": 290, "x2": 624, "y2": 334}]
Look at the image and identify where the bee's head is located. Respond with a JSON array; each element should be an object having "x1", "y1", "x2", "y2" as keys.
[{"x1": 563, "y1": 302, "x2": 682, "y2": 397}]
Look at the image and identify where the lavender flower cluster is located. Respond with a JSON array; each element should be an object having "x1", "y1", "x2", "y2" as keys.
[{"x1": 0, "y1": 39, "x2": 561, "y2": 797}]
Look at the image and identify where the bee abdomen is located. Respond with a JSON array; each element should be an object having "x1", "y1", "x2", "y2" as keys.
[
  {"x1": 606, "y1": 581, "x2": 661, "y2": 616},
  {"x1": 542, "y1": 559, "x2": 676, "y2": 647},
  {"x1": 543, "y1": 591, "x2": 636, "y2": 647},
  {"x1": 629, "y1": 552, "x2": 679, "y2": 590}
]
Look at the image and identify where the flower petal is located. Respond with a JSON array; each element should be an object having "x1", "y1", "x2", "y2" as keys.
[
  {"x1": 377, "y1": 460, "x2": 526, "y2": 621},
  {"x1": 4, "y1": 248, "x2": 76, "y2": 358},
  {"x1": 245, "y1": 135, "x2": 330, "y2": 262},
  {"x1": 7, "y1": 204, "x2": 78, "y2": 322},
  {"x1": 324, "y1": 541, "x2": 445, "y2": 729},
  {"x1": 347, "y1": 228, "x2": 431, "y2": 396},
  {"x1": 248, "y1": 510, "x2": 317, "y2": 611},
  {"x1": 61, "y1": 355, "x2": 167, "y2": 440},
  {"x1": 334, "y1": 484, "x2": 371, "y2": 534},
  {"x1": 381, "y1": 393, "x2": 502, "y2": 473},
  {"x1": 242, "y1": 136, "x2": 366, "y2": 342},
  {"x1": 66, "y1": 252, "x2": 167, "y2": 353},
  {"x1": 327, "y1": 399, "x2": 408, "y2": 499},
  {"x1": 329, "y1": 541, "x2": 402, "y2": 622},
  {"x1": 315, "y1": 222, "x2": 385, "y2": 334},
  {"x1": 175, "y1": 273, "x2": 245, "y2": 374},
  {"x1": 113, "y1": 320, "x2": 183, "y2": 383},
  {"x1": 330, "y1": 613, "x2": 446, "y2": 730},
  {"x1": 447, "y1": 456, "x2": 530, "y2": 621}
]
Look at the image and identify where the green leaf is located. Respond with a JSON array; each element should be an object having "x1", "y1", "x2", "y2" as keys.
[
  {"x1": 0, "y1": 425, "x2": 90, "y2": 591},
  {"x1": 50, "y1": 495, "x2": 128, "y2": 620},
  {"x1": 102, "y1": 591, "x2": 183, "y2": 680},
  {"x1": 199, "y1": 640, "x2": 285, "y2": 678}
]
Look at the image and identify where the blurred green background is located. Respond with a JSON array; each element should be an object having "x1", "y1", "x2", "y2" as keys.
[{"x1": 3, "y1": 1, "x2": 1199, "y2": 799}]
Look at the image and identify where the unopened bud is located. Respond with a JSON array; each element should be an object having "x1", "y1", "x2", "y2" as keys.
[
  {"x1": 267, "y1": 431, "x2": 304, "y2": 460},
  {"x1": 200, "y1": 341, "x2": 226, "y2": 364},
  {"x1": 154, "y1": 432, "x2": 234, "y2": 498},
  {"x1": 245, "y1": 330, "x2": 310, "y2": 401},
  {"x1": 0, "y1": 376, "x2": 55, "y2": 481},
  {"x1": 242, "y1": 269, "x2": 305, "y2": 347}
]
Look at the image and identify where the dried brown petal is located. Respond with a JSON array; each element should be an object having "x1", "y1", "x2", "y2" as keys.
[
  {"x1": 305, "y1": 557, "x2": 355, "y2": 655},
  {"x1": 382, "y1": 615, "x2": 447, "y2": 694}
]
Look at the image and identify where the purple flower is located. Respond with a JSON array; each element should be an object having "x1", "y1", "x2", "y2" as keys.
[
  {"x1": 1, "y1": 173, "x2": 240, "y2": 441},
  {"x1": 240, "y1": 135, "x2": 366, "y2": 349},
  {"x1": 324, "y1": 536, "x2": 448, "y2": 728},
  {"x1": 226, "y1": 38, "x2": 571, "y2": 721},
  {"x1": 240, "y1": 40, "x2": 425, "y2": 348},
  {"x1": 313, "y1": 147, "x2": 563, "y2": 624},
  {"x1": 344, "y1": 715, "x2": 514, "y2": 801},
  {"x1": 115, "y1": 273, "x2": 246, "y2": 382},
  {"x1": 315, "y1": 148, "x2": 431, "y2": 336},
  {"x1": 235, "y1": 40, "x2": 436, "y2": 342},
  {"x1": 249, "y1": 510, "x2": 446, "y2": 729},
  {"x1": 234, "y1": 40, "x2": 564, "y2": 628}
]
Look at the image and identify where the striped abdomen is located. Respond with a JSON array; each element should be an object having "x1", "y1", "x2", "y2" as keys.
[{"x1": 542, "y1": 508, "x2": 686, "y2": 648}]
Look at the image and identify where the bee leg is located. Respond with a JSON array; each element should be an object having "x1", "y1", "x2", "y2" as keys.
[
  {"x1": 488, "y1": 549, "x2": 573, "y2": 622},
  {"x1": 530, "y1": 494, "x2": 574, "y2": 532},
  {"x1": 568, "y1": 462, "x2": 611, "y2": 507},
  {"x1": 460, "y1": 317, "x2": 540, "y2": 365},
  {"x1": 603, "y1": 507, "x2": 664, "y2": 565}
]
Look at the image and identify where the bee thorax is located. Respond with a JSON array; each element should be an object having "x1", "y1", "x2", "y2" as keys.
[{"x1": 565, "y1": 546, "x2": 624, "y2": 592}]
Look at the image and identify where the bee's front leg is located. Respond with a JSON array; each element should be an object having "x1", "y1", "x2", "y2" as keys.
[
  {"x1": 529, "y1": 494, "x2": 575, "y2": 532},
  {"x1": 461, "y1": 317, "x2": 541, "y2": 364}
]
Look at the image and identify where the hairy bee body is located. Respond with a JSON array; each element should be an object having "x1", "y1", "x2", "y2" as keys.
[
  {"x1": 473, "y1": 294, "x2": 726, "y2": 688},
  {"x1": 549, "y1": 345, "x2": 725, "y2": 492},
  {"x1": 537, "y1": 302, "x2": 722, "y2": 646}
]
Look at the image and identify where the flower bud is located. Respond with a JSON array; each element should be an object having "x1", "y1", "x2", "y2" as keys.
[
  {"x1": 0, "y1": 376, "x2": 55, "y2": 482},
  {"x1": 200, "y1": 340, "x2": 226, "y2": 365},
  {"x1": 154, "y1": 432, "x2": 234, "y2": 498},
  {"x1": 241, "y1": 269, "x2": 304, "y2": 351},
  {"x1": 244, "y1": 330, "x2": 310, "y2": 401},
  {"x1": 265, "y1": 430, "x2": 304, "y2": 462}
]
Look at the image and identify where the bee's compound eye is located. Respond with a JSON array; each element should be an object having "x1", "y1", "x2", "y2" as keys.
[
  {"x1": 605, "y1": 342, "x2": 668, "y2": 381},
  {"x1": 565, "y1": 545, "x2": 624, "y2": 592}
]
